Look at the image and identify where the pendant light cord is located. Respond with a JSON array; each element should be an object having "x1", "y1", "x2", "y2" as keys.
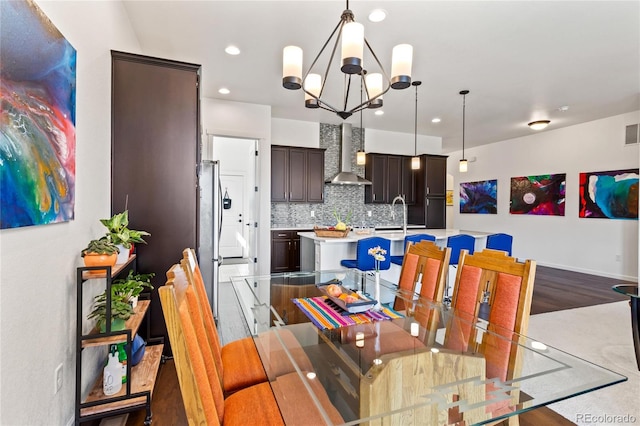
[
  {"x1": 414, "y1": 83, "x2": 418, "y2": 156},
  {"x1": 462, "y1": 93, "x2": 466, "y2": 158}
]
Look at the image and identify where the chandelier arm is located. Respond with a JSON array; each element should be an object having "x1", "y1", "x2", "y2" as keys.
[
  {"x1": 364, "y1": 38, "x2": 393, "y2": 84},
  {"x1": 347, "y1": 84, "x2": 391, "y2": 114},
  {"x1": 302, "y1": 19, "x2": 343, "y2": 84}
]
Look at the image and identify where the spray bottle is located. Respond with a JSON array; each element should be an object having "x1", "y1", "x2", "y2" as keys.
[{"x1": 103, "y1": 346, "x2": 123, "y2": 396}]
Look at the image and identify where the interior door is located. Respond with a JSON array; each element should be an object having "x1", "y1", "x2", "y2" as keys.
[{"x1": 219, "y1": 174, "x2": 245, "y2": 258}]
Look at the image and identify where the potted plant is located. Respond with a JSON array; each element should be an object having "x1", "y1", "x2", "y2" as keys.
[
  {"x1": 112, "y1": 270, "x2": 155, "y2": 308},
  {"x1": 87, "y1": 289, "x2": 133, "y2": 332},
  {"x1": 81, "y1": 239, "x2": 120, "y2": 269},
  {"x1": 100, "y1": 210, "x2": 151, "y2": 263}
]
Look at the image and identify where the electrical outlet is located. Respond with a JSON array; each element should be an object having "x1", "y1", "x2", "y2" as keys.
[
  {"x1": 54, "y1": 363, "x2": 63, "y2": 394},
  {"x1": 367, "y1": 211, "x2": 372, "y2": 217},
  {"x1": 310, "y1": 211, "x2": 315, "y2": 217}
]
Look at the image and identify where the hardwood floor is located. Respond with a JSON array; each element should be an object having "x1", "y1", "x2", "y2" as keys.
[{"x1": 122, "y1": 265, "x2": 635, "y2": 426}]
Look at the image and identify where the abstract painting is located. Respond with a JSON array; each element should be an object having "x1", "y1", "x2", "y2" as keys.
[
  {"x1": 510, "y1": 174, "x2": 566, "y2": 216},
  {"x1": 579, "y1": 169, "x2": 639, "y2": 219},
  {"x1": 0, "y1": 0, "x2": 76, "y2": 229},
  {"x1": 460, "y1": 180, "x2": 497, "y2": 214}
]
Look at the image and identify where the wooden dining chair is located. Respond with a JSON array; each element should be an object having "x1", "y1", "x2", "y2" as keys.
[
  {"x1": 160, "y1": 263, "x2": 344, "y2": 425},
  {"x1": 393, "y1": 240, "x2": 451, "y2": 310},
  {"x1": 446, "y1": 248, "x2": 537, "y2": 426},
  {"x1": 181, "y1": 248, "x2": 313, "y2": 394}
]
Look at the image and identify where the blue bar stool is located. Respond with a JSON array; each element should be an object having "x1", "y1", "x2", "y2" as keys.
[
  {"x1": 486, "y1": 233, "x2": 513, "y2": 256},
  {"x1": 390, "y1": 234, "x2": 436, "y2": 266},
  {"x1": 444, "y1": 234, "x2": 476, "y2": 303},
  {"x1": 340, "y1": 236, "x2": 392, "y2": 272}
]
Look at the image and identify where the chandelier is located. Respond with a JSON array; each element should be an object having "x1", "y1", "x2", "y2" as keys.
[{"x1": 282, "y1": 1, "x2": 413, "y2": 120}]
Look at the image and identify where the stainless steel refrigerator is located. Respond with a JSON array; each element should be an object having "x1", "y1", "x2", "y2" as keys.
[{"x1": 198, "y1": 160, "x2": 222, "y2": 320}]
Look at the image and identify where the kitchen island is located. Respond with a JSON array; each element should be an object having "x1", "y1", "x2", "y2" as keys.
[{"x1": 298, "y1": 228, "x2": 492, "y2": 272}]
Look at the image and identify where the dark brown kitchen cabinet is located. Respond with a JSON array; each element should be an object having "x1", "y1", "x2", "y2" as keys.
[
  {"x1": 408, "y1": 154, "x2": 448, "y2": 228},
  {"x1": 271, "y1": 146, "x2": 325, "y2": 203},
  {"x1": 271, "y1": 230, "x2": 302, "y2": 272},
  {"x1": 111, "y1": 51, "x2": 200, "y2": 354},
  {"x1": 364, "y1": 153, "x2": 387, "y2": 203},
  {"x1": 365, "y1": 153, "x2": 416, "y2": 204}
]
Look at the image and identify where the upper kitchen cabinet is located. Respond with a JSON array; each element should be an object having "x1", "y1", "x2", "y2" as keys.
[
  {"x1": 271, "y1": 145, "x2": 325, "y2": 203},
  {"x1": 365, "y1": 154, "x2": 416, "y2": 204},
  {"x1": 408, "y1": 154, "x2": 448, "y2": 228}
]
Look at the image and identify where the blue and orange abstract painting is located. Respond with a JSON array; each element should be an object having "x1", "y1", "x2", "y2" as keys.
[
  {"x1": 510, "y1": 174, "x2": 566, "y2": 216},
  {"x1": 579, "y1": 169, "x2": 638, "y2": 219},
  {"x1": 460, "y1": 180, "x2": 497, "y2": 214},
  {"x1": 0, "y1": 0, "x2": 76, "y2": 229}
]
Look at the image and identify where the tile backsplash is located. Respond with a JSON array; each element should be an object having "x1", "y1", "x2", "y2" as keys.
[{"x1": 271, "y1": 123, "x2": 405, "y2": 229}]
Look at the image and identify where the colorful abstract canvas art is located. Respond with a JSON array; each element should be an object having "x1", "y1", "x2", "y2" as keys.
[
  {"x1": 579, "y1": 169, "x2": 639, "y2": 219},
  {"x1": 0, "y1": 0, "x2": 76, "y2": 229},
  {"x1": 510, "y1": 174, "x2": 566, "y2": 216},
  {"x1": 460, "y1": 180, "x2": 497, "y2": 214}
]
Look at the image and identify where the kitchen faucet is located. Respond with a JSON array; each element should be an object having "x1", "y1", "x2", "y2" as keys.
[{"x1": 391, "y1": 195, "x2": 407, "y2": 235}]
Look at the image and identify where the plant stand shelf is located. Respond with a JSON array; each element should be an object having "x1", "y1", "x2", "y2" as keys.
[
  {"x1": 76, "y1": 257, "x2": 164, "y2": 426},
  {"x1": 81, "y1": 344, "x2": 164, "y2": 417}
]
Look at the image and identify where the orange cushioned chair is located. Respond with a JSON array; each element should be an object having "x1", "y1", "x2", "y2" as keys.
[
  {"x1": 393, "y1": 240, "x2": 451, "y2": 310},
  {"x1": 181, "y1": 248, "x2": 313, "y2": 394},
  {"x1": 160, "y1": 263, "x2": 344, "y2": 425},
  {"x1": 446, "y1": 249, "x2": 536, "y2": 426}
]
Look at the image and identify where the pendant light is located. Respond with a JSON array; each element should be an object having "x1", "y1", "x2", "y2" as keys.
[
  {"x1": 411, "y1": 81, "x2": 422, "y2": 170},
  {"x1": 459, "y1": 90, "x2": 469, "y2": 173},
  {"x1": 356, "y1": 73, "x2": 366, "y2": 165}
]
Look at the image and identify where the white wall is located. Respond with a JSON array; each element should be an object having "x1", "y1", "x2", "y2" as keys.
[
  {"x1": 272, "y1": 118, "x2": 319, "y2": 148},
  {"x1": 366, "y1": 128, "x2": 442, "y2": 155},
  {"x1": 448, "y1": 111, "x2": 640, "y2": 280},
  {"x1": 0, "y1": 1, "x2": 141, "y2": 425}
]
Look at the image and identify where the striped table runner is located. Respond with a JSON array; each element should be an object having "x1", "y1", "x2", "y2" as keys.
[{"x1": 292, "y1": 296, "x2": 404, "y2": 330}]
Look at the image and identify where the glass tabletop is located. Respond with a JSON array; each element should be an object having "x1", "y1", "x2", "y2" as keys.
[
  {"x1": 612, "y1": 284, "x2": 640, "y2": 298},
  {"x1": 231, "y1": 269, "x2": 627, "y2": 426}
]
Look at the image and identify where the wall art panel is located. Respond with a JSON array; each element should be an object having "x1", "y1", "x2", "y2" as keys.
[
  {"x1": 579, "y1": 169, "x2": 638, "y2": 219},
  {"x1": 460, "y1": 179, "x2": 497, "y2": 214},
  {"x1": 0, "y1": 0, "x2": 76, "y2": 229},
  {"x1": 510, "y1": 174, "x2": 566, "y2": 216}
]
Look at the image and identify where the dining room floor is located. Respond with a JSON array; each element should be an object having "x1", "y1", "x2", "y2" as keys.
[{"x1": 121, "y1": 265, "x2": 635, "y2": 426}]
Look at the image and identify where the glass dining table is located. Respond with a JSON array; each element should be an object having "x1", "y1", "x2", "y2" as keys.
[{"x1": 231, "y1": 269, "x2": 627, "y2": 425}]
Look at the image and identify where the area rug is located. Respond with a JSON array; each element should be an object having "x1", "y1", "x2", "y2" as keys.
[
  {"x1": 526, "y1": 301, "x2": 639, "y2": 425},
  {"x1": 292, "y1": 296, "x2": 404, "y2": 330}
]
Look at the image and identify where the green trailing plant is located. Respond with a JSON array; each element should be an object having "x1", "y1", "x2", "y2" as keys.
[
  {"x1": 81, "y1": 239, "x2": 119, "y2": 257},
  {"x1": 112, "y1": 270, "x2": 155, "y2": 299},
  {"x1": 100, "y1": 210, "x2": 151, "y2": 249},
  {"x1": 87, "y1": 290, "x2": 133, "y2": 329}
]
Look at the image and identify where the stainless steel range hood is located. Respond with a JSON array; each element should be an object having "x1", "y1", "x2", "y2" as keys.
[{"x1": 325, "y1": 123, "x2": 371, "y2": 185}]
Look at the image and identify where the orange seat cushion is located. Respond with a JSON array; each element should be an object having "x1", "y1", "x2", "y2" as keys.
[
  {"x1": 223, "y1": 382, "x2": 285, "y2": 426},
  {"x1": 221, "y1": 337, "x2": 269, "y2": 394},
  {"x1": 420, "y1": 257, "x2": 442, "y2": 300}
]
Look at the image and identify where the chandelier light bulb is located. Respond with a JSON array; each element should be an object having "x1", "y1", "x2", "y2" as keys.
[
  {"x1": 365, "y1": 73, "x2": 383, "y2": 108},
  {"x1": 304, "y1": 73, "x2": 322, "y2": 108},
  {"x1": 391, "y1": 44, "x2": 413, "y2": 89},
  {"x1": 341, "y1": 21, "x2": 364, "y2": 74},
  {"x1": 282, "y1": 46, "x2": 303, "y2": 89}
]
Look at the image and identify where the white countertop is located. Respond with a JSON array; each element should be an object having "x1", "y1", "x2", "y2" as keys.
[{"x1": 297, "y1": 229, "x2": 492, "y2": 243}]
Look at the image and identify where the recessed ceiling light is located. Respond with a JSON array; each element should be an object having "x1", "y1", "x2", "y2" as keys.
[
  {"x1": 225, "y1": 45, "x2": 240, "y2": 55},
  {"x1": 431, "y1": 117, "x2": 441, "y2": 123},
  {"x1": 558, "y1": 105, "x2": 570, "y2": 112},
  {"x1": 368, "y1": 9, "x2": 387, "y2": 23},
  {"x1": 218, "y1": 88, "x2": 230, "y2": 95},
  {"x1": 528, "y1": 120, "x2": 550, "y2": 130},
  {"x1": 374, "y1": 110, "x2": 384, "y2": 116}
]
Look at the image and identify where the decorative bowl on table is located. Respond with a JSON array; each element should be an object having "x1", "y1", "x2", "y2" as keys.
[
  {"x1": 353, "y1": 226, "x2": 373, "y2": 235},
  {"x1": 317, "y1": 282, "x2": 377, "y2": 313},
  {"x1": 313, "y1": 226, "x2": 351, "y2": 238}
]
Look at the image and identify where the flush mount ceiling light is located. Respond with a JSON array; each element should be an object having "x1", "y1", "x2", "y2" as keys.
[
  {"x1": 528, "y1": 120, "x2": 551, "y2": 130},
  {"x1": 459, "y1": 90, "x2": 469, "y2": 173},
  {"x1": 224, "y1": 45, "x2": 240, "y2": 55},
  {"x1": 282, "y1": 0, "x2": 413, "y2": 120},
  {"x1": 368, "y1": 9, "x2": 387, "y2": 22},
  {"x1": 218, "y1": 87, "x2": 230, "y2": 95},
  {"x1": 375, "y1": 110, "x2": 384, "y2": 116},
  {"x1": 411, "y1": 81, "x2": 422, "y2": 170},
  {"x1": 431, "y1": 117, "x2": 441, "y2": 123}
]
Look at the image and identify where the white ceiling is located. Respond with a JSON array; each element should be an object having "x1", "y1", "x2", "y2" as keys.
[{"x1": 121, "y1": 1, "x2": 640, "y2": 153}]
